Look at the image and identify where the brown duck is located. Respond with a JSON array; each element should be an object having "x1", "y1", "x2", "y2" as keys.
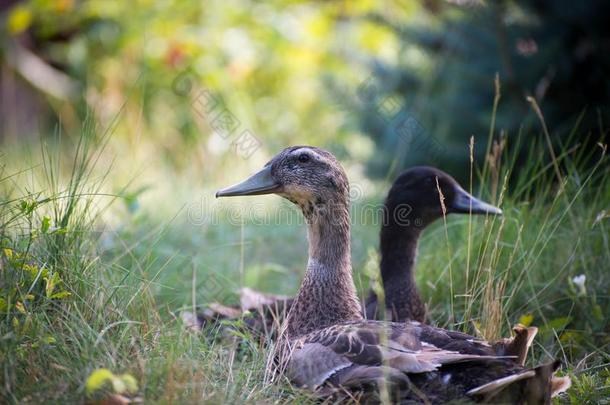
[{"x1": 214, "y1": 146, "x2": 570, "y2": 403}]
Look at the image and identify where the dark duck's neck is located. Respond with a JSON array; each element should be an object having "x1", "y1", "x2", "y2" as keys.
[
  {"x1": 285, "y1": 188, "x2": 362, "y2": 338},
  {"x1": 379, "y1": 212, "x2": 426, "y2": 323}
]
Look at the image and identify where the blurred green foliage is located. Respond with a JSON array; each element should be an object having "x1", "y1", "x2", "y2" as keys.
[
  {"x1": 1, "y1": 0, "x2": 608, "y2": 182},
  {"x1": 343, "y1": 0, "x2": 610, "y2": 180},
  {"x1": 2, "y1": 0, "x2": 372, "y2": 165}
]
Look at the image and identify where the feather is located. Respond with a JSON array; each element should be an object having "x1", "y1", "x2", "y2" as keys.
[
  {"x1": 492, "y1": 324, "x2": 538, "y2": 366},
  {"x1": 466, "y1": 370, "x2": 537, "y2": 396},
  {"x1": 239, "y1": 287, "x2": 290, "y2": 311},
  {"x1": 286, "y1": 342, "x2": 352, "y2": 388},
  {"x1": 467, "y1": 360, "x2": 566, "y2": 403},
  {"x1": 551, "y1": 375, "x2": 572, "y2": 397}
]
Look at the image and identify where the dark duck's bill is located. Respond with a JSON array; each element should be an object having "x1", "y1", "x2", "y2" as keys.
[{"x1": 450, "y1": 185, "x2": 503, "y2": 216}]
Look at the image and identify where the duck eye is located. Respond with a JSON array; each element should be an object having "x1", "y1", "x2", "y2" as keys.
[{"x1": 298, "y1": 153, "x2": 310, "y2": 163}]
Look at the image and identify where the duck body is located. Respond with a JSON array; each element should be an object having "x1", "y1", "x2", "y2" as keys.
[{"x1": 216, "y1": 146, "x2": 567, "y2": 403}]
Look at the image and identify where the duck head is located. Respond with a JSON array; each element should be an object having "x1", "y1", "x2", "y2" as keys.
[
  {"x1": 217, "y1": 146, "x2": 361, "y2": 335},
  {"x1": 216, "y1": 146, "x2": 349, "y2": 219},
  {"x1": 385, "y1": 166, "x2": 502, "y2": 228}
]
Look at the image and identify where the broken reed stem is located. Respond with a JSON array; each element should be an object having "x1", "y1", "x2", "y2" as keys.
[
  {"x1": 481, "y1": 73, "x2": 501, "y2": 192},
  {"x1": 526, "y1": 96, "x2": 563, "y2": 190},
  {"x1": 436, "y1": 177, "x2": 454, "y2": 324},
  {"x1": 465, "y1": 136, "x2": 475, "y2": 321},
  {"x1": 527, "y1": 95, "x2": 579, "y2": 231}
]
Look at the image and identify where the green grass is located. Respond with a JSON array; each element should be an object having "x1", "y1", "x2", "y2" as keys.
[{"x1": 0, "y1": 123, "x2": 608, "y2": 403}]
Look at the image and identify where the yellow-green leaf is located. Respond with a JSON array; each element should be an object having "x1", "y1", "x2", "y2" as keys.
[
  {"x1": 86, "y1": 368, "x2": 115, "y2": 394},
  {"x1": 111, "y1": 377, "x2": 126, "y2": 394},
  {"x1": 45, "y1": 272, "x2": 61, "y2": 298},
  {"x1": 3, "y1": 248, "x2": 13, "y2": 259},
  {"x1": 548, "y1": 316, "x2": 572, "y2": 330},
  {"x1": 43, "y1": 336, "x2": 56, "y2": 344},
  {"x1": 50, "y1": 291, "x2": 71, "y2": 300},
  {"x1": 8, "y1": 6, "x2": 32, "y2": 34},
  {"x1": 23, "y1": 264, "x2": 39, "y2": 281},
  {"x1": 519, "y1": 314, "x2": 534, "y2": 327},
  {"x1": 119, "y1": 374, "x2": 138, "y2": 393}
]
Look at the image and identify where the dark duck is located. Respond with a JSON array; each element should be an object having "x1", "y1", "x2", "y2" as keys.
[
  {"x1": 213, "y1": 146, "x2": 570, "y2": 403},
  {"x1": 365, "y1": 166, "x2": 502, "y2": 323}
]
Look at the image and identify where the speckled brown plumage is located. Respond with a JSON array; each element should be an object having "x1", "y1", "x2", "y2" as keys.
[{"x1": 274, "y1": 147, "x2": 362, "y2": 337}]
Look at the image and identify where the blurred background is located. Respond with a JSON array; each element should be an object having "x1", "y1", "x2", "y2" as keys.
[
  {"x1": 2, "y1": 0, "x2": 609, "y2": 180},
  {"x1": 0, "y1": 1, "x2": 609, "y2": 402}
]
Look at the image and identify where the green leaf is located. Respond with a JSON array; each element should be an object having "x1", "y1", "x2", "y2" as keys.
[
  {"x1": 592, "y1": 304, "x2": 603, "y2": 322},
  {"x1": 41, "y1": 216, "x2": 51, "y2": 234},
  {"x1": 548, "y1": 316, "x2": 572, "y2": 331},
  {"x1": 49, "y1": 291, "x2": 71, "y2": 300}
]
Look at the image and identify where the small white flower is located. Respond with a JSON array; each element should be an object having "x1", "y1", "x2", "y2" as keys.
[{"x1": 572, "y1": 274, "x2": 586, "y2": 296}]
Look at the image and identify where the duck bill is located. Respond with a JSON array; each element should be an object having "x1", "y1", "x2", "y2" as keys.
[
  {"x1": 450, "y1": 186, "x2": 503, "y2": 216},
  {"x1": 216, "y1": 165, "x2": 281, "y2": 198}
]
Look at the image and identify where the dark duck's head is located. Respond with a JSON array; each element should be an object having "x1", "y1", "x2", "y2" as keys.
[{"x1": 384, "y1": 166, "x2": 502, "y2": 229}]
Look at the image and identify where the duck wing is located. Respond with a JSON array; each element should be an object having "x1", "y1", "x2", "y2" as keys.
[
  {"x1": 285, "y1": 321, "x2": 567, "y2": 403},
  {"x1": 285, "y1": 320, "x2": 507, "y2": 389},
  {"x1": 467, "y1": 360, "x2": 571, "y2": 403}
]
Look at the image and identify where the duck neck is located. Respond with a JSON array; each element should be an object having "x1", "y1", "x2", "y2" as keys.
[
  {"x1": 379, "y1": 220, "x2": 426, "y2": 322},
  {"x1": 286, "y1": 198, "x2": 362, "y2": 337}
]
